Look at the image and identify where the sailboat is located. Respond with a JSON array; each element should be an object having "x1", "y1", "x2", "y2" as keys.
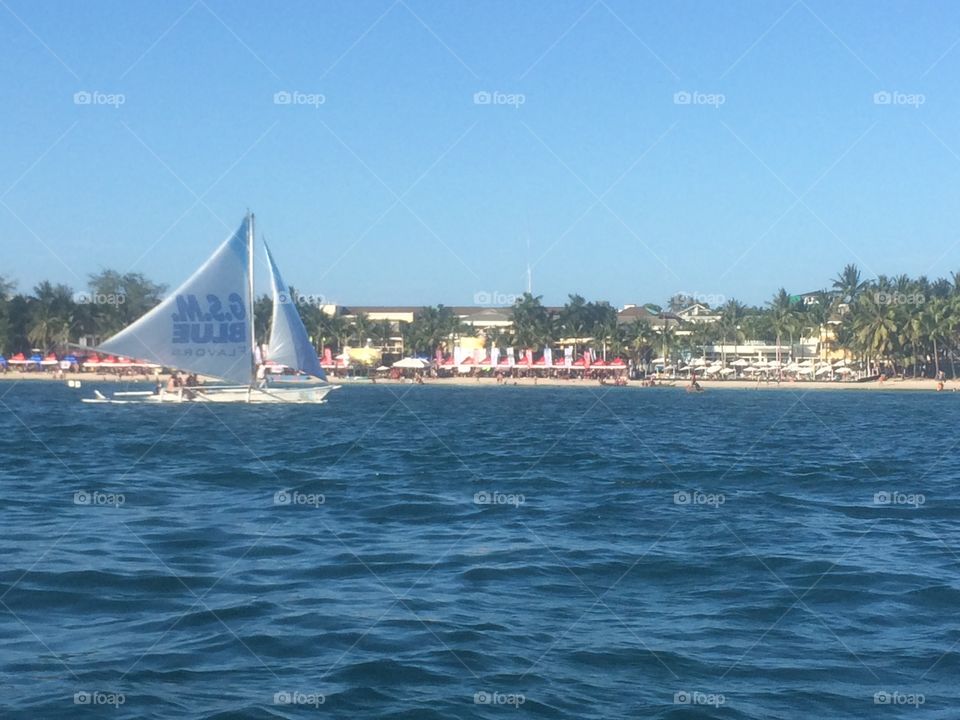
[{"x1": 83, "y1": 214, "x2": 338, "y2": 404}]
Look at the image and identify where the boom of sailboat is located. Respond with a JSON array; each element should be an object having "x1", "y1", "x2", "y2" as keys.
[{"x1": 83, "y1": 213, "x2": 339, "y2": 404}]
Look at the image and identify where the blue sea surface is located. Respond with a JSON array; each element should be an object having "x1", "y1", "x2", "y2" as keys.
[{"x1": 1, "y1": 382, "x2": 958, "y2": 718}]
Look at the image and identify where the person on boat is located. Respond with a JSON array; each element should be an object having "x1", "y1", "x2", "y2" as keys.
[
  {"x1": 185, "y1": 373, "x2": 198, "y2": 387},
  {"x1": 166, "y1": 373, "x2": 179, "y2": 392}
]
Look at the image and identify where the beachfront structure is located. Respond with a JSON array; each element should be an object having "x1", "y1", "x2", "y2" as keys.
[
  {"x1": 675, "y1": 303, "x2": 721, "y2": 324},
  {"x1": 616, "y1": 304, "x2": 682, "y2": 329},
  {"x1": 319, "y1": 301, "x2": 843, "y2": 370}
]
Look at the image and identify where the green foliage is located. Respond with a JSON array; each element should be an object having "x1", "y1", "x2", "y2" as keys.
[{"x1": 4, "y1": 263, "x2": 960, "y2": 378}]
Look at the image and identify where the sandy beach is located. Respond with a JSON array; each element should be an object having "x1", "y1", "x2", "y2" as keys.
[
  {"x1": 1, "y1": 371, "x2": 953, "y2": 392},
  {"x1": 375, "y1": 376, "x2": 954, "y2": 391}
]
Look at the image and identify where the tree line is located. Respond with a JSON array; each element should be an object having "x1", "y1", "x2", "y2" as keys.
[{"x1": 2, "y1": 264, "x2": 959, "y2": 377}]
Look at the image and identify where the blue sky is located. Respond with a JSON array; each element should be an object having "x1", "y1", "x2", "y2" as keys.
[{"x1": 3, "y1": 0, "x2": 960, "y2": 307}]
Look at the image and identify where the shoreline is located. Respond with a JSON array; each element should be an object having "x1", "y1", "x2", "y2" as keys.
[
  {"x1": 369, "y1": 377, "x2": 952, "y2": 391},
  {"x1": 1, "y1": 372, "x2": 952, "y2": 392}
]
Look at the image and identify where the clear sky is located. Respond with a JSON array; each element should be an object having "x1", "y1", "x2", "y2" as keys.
[{"x1": 3, "y1": 0, "x2": 960, "y2": 308}]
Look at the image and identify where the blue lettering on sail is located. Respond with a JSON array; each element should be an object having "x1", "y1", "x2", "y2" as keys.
[
  {"x1": 172, "y1": 293, "x2": 246, "y2": 344},
  {"x1": 228, "y1": 292, "x2": 246, "y2": 321},
  {"x1": 173, "y1": 293, "x2": 246, "y2": 322}
]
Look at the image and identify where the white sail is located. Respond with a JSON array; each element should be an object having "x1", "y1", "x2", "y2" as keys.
[
  {"x1": 263, "y1": 242, "x2": 326, "y2": 380},
  {"x1": 98, "y1": 217, "x2": 254, "y2": 385}
]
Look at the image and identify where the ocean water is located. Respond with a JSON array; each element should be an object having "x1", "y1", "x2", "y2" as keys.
[{"x1": 1, "y1": 382, "x2": 959, "y2": 718}]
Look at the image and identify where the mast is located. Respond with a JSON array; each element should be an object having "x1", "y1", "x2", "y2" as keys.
[{"x1": 248, "y1": 212, "x2": 256, "y2": 388}]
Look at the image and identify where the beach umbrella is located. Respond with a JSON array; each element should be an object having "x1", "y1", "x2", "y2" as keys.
[
  {"x1": 731, "y1": 358, "x2": 749, "y2": 367},
  {"x1": 836, "y1": 366, "x2": 853, "y2": 375},
  {"x1": 29, "y1": 353, "x2": 43, "y2": 365},
  {"x1": 651, "y1": 357, "x2": 666, "y2": 365},
  {"x1": 8, "y1": 353, "x2": 28, "y2": 365},
  {"x1": 392, "y1": 357, "x2": 428, "y2": 369},
  {"x1": 720, "y1": 367, "x2": 735, "y2": 375},
  {"x1": 610, "y1": 358, "x2": 626, "y2": 367}
]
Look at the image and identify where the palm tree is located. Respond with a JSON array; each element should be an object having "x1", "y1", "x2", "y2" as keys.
[
  {"x1": 768, "y1": 289, "x2": 798, "y2": 369},
  {"x1": 369, "y1": 320, "x2": 394, "y2": 353},
  {"x1": 317, "y1": 313, "x2": 349, "y2": 354},
  {"x1": 851, "y1": 293, "x2": 897, "y2": 374},
  {"x1": 558, "y1": 294, "x2": 588, "y2": 353},
  {"x1": 623, "y1": 319, "x2": 654, "y2": 370},
  {"x1": 351, "y1": 312, "x2": 372, "y2": 347},
  {"x1": 510, "y1": 293, "x2": 552, "y2": 349},
  {"x1": 919, "y1": 298, "x2": 951, "y2": 378},
  {"x1": 719, "y1": 299, "x2": 747, "y2": 365},
  {"x1": 658, "y1": 324, "x2": 676, "y2": 369},
  {"x1": 28, "y1": 282, "x2": 75, "y2": 350},
  {"x1": 832, "y1": 263, "x2": 866, "y2": 306}
]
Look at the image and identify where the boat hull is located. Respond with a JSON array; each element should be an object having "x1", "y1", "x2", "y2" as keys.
[{"x1": 83, "y1": 385, "x2": 338, "y2": 404}]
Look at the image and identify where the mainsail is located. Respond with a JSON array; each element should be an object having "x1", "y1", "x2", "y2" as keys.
[
  {"x1": 263, "y1": 242, "x2": 326, "y2": 380},
  {"x1": 98, "y1": 217, "x2": 255, "y2": 386}
]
